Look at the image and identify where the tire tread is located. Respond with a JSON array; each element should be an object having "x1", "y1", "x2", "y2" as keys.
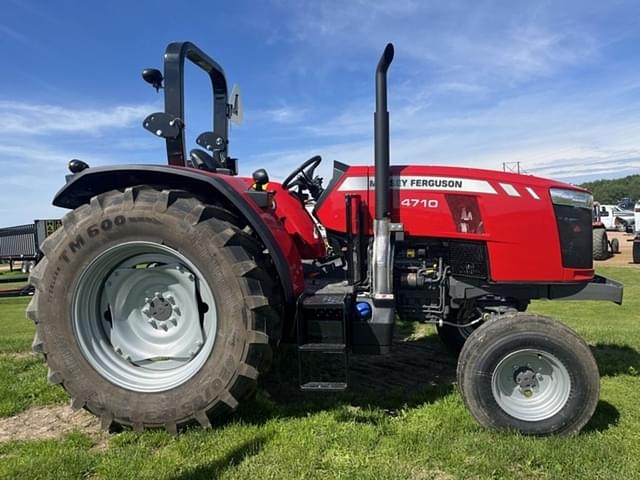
[{"x1": 28, "y1": 187, "x2": 279, "y2": 433}]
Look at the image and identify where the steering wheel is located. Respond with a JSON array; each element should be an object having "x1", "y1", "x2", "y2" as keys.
[{"x1": 281, "y1": 155, "x2": 322, "y2": 193}]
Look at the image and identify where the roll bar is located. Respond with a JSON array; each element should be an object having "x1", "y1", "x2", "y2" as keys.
[{"x1": 143, "y1": 42, "x2": 230, "y2": 167}]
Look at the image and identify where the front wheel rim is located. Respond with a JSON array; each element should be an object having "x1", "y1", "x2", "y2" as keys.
[
  {"x1": 491, "y1": 349, "x2": 571, "y2": 422},
  {"x1": 72, "y1": 241, "x2": 217, "y2": 393}
]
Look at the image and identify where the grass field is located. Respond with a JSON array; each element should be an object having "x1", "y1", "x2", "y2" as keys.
[
  {"x1": 0, "y1": 266, "x2": 639, "y2": 479},
  {"x1": 0, "y1": 270, "x2": 28, "y2": 290}
]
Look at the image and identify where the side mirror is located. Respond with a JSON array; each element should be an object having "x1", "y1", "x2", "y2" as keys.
[
  {"x1": 229, "y1": 84, "x2": 243, "y2": 125},
  {"x1": 142, "y1": 68, "x2": 164, "y2": 92}
]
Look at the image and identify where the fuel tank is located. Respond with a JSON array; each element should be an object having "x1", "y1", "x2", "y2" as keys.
[{"x1": 314, "y1": 162, "x2": 593, "y2": 283}]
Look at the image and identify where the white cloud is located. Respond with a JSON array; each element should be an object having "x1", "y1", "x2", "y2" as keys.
[
  {"x1": 0, "y1": 24, "x2": 30, "y2": 44},
  {"x1": 0, "y1": 99, "x2": 164, "y2": 226},
  {"x1": 250, "y1": 105, "x2": 307, "y2": 125},
  {"x1": 243, "y1": 72, "x2": 640, "y2": 185},
  {"x1": 1, "y1": 101, "x2": 156, "y2": 135},
  {"x1": 268, "y1": 0, "x2": 599, "y2": 89}
]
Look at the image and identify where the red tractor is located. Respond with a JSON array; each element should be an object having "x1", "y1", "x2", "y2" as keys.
[{"x1": 29, "y1": 42, "x2": 622, "y2": 436}]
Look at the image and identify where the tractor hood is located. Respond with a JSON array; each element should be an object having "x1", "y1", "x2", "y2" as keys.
[{"x1": 315, "y1": 162, "x2": 593, "y2": 283}]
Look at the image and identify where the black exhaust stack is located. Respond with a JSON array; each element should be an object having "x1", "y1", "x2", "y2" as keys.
[
  {"x1": 375, "y1": 43, "x2": 394, "y2": 220},
  {"x1": 351, "y1": 43, "x2": 397, "y2": 355}
]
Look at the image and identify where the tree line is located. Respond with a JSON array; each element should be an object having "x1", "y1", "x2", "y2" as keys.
[{"x1": 580, "y1": 174, "x2": 640, "y2": 205}]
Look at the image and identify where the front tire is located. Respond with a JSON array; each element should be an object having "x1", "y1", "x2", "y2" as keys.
[
  {"x1": 28, "y1": 187, "x2": 277, "y2": 432},
  {"x1": 610, "y1": 237, "x2": 620, "y2": 254},
  {"x1": 457, "y1": 314, "x2": 599, "y2": 436},
  {"x1": 592, "y1": 227, "x2": 609, "y2": 260}
]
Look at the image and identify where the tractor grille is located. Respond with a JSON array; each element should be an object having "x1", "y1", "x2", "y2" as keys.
[
  {"x1": 448, "y1": 241, "x2": 488, "y2": 278},
  {"x1": 554, "y1": 205, "x2": 592, "y2": 269}
]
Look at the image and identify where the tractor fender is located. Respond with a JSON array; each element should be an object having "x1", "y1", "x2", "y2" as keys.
[{"x1": 53, "y1": 164, "x2": 304, "y2": 309}]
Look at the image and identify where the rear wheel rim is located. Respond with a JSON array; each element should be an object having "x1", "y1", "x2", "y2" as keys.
[
  {"x1": 72, "y1": 241, "x2": 217, "y2": 393},
  {"x1": 491, "y1": 349, "x2": 571, "y2": 422}
]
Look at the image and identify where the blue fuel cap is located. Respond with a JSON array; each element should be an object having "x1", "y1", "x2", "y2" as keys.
[{"x1": 355, "y1": 302, "x2": 372, "y2": 319}]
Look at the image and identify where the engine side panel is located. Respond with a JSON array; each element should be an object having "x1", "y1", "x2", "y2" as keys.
[{"x1": 315, "y1": 163, "x2": 593, "y2": 283}]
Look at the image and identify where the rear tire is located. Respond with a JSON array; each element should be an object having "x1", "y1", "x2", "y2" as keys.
[
  {"x1": 592, "y1": 228, "x2": 608, "y2": 260},
  {"x1": 633, "y1": 240, "x2": 640, "y2": 264},
  {"x1": 457, "y1": 314, "x2": 599, "y2": 435},
  {"x1": 28, "y1": 187, "x2": 278, "y2": 432},
  {"x1": 610, "y1": 237, "x2": 620, "y2": 254}
]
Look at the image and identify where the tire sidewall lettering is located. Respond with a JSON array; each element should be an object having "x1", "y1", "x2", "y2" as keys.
[{"x1": 86, "y1": 215, "x2": 126, "y2": 241}]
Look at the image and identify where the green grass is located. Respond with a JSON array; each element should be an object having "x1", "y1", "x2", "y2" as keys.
[
  {"x1": 0, "y1": 281, "x2": 29, "y2": 290},
  {"x1": 0, "y1": 270, "x2": 29, "y2": 290},
  {"x1": 0, "y1": 267, "x2": 639, "y2": 479},
  {"x1": 0, "y1": 297, "x2": 34, "y2": 353},
  {"x1": 0, "y1": 269, "x2": 27, "y2": 277},
  {"x1": 0, "y1": 298, "x2": 68, "y2": 416},
  {"x1": 0, "y1": 356, "x2": 67, "y2": 416}
]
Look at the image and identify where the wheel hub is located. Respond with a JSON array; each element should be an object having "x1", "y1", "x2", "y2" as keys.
[
  {"x1": 104, "y1": 264, "x2": 205, "y2": 364},
  {"x1": 491, "y1": 349, "x2": 571, "y2": 422},
  {"x1": 72, "y1": 242, "x2": 218, "y2": 392},
  {"x1": 514, "y1": 367, "x2": 539, "y2": 395},
  {"x1": 142, "y1": 292, "x2": 179, "y2": 330}
]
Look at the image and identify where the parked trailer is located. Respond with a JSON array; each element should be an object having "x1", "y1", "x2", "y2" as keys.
[{"x1": 0, "y1": 219, "x2": 61, "y2": 271}]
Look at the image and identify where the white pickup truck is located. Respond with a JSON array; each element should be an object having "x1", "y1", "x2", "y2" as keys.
[
  {"x1": 597, "y1": 204, "x2": 635, "y2": 232},
  {"x1": 635, "y1": 201, "x2": 640, "y2": 234}
]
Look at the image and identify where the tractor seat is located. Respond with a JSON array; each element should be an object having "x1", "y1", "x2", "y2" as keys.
[{"x1": 189, "y1": 148, "x2": 223, "y2": 172}]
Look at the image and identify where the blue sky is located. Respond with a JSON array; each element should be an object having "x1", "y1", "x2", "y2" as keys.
[{"x1": 2, "y1": 0, "x2": 640, "y2": 226}]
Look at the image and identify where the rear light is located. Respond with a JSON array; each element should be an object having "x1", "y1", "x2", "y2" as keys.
[
  {"x1": 635, "y1": 207, "x2": 640, "y2": 213},
  {"x1": 550, "y1": 188, "x2": 593, "y2": 210}
]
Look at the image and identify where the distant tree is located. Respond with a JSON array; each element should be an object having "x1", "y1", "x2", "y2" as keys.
[{"x1": 580, "y1": 175, "x2": 640, "y2": 205}]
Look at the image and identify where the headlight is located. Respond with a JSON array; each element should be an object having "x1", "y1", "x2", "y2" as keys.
[{"x1": 550, "y1": 188, "x2": 593, "y2": 209}]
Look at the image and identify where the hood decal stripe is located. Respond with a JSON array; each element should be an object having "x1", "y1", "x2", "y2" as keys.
[
  {"x1": 338, "y1": 175, "x2": 497, "y2": 194},
  {"x1": 499, "y1": 183, "x2": 521, "y2": 197},
  {"x1": 526, "y1": 187, "x2": 541, "y2": 200}
]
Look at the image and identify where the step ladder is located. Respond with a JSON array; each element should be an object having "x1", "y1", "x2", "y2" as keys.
[{"x1": 297, "y1": 293, "x2": 351, "y2": 391}]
